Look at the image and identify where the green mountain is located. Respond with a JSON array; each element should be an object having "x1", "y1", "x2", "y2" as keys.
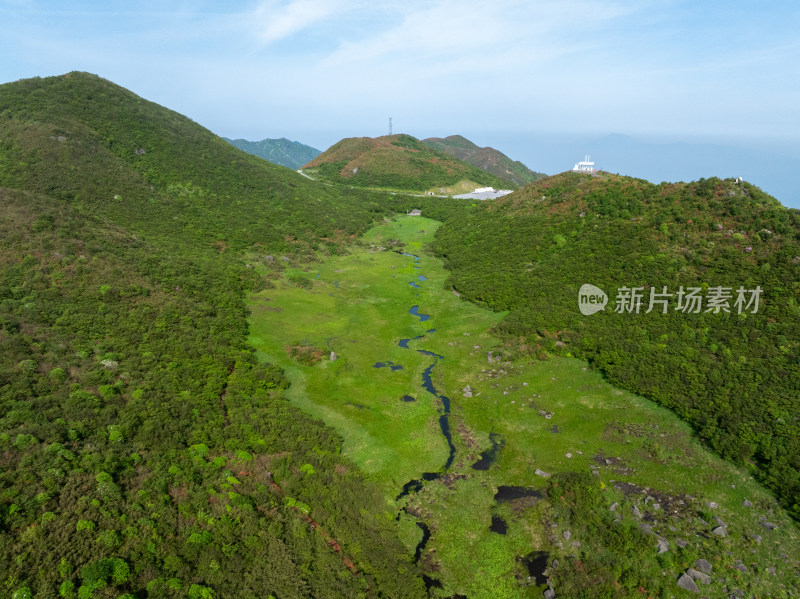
[
  {"x1": 302, "y1": 133, "x2": 513, "y2": 193},
  {"x1": 223, "y1": 137, "x2": 321, "y2": 170},
  {"x1": 3, "y1": 71, "x2": 800, "y2": 598},
  {"x1": 0, "y1": 72, "x2": 431, "y2": 598},
  {"x1": 422, "y1": 134, "x2": 546, "y2": 187},
  {"x1": 433, "y1": 171, "x2": 800, "y2": 519}
]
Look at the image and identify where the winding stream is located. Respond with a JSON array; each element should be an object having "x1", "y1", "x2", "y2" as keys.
[
  {"x1": 395, "y1": 307, "x2": 456, "y2": 501},
  {"x1": 394, "y1": 252, "x2": 458, "y2": 577},
  {"x1": 396, "y1": 251, "x2": 528, "y2": 597},
  {"x1": 391, "y1": 250, "x2": 544, "y2": 593}
]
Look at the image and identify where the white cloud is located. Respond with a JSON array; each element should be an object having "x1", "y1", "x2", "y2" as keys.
[
  {"x1": 251, "y1": 0, "x2": 344, "y2": 44},
  {"x1": 319, "y1": 0, "x2": 649, "y2": 87},
  {"x1": 3, "y1": 0, "x2": 796, "y2": 145}
]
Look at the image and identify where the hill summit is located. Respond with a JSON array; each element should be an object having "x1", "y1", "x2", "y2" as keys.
[{"x1": 302, "y1": 133, "x2": 512, "y2": 194}]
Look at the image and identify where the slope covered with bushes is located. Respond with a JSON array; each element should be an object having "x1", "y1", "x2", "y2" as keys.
[
  {"x1": 422, "y1": 134, "x2": 546, "y2": 187},
  {"x1": 0, "y1": 72, "x2": 431, "y2": 598},
  {"x1": 434, "y1": 172, "x2": 800, "y2": 519}
]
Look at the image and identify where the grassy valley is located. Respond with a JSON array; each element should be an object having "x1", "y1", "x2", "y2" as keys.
[{"x1": 248, "y1": 215, "x2": 800, "y2": 597}]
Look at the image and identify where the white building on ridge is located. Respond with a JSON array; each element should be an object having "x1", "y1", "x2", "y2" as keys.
[{"x1": 572, "y1": 155, "x2": 596, "y2": 173}]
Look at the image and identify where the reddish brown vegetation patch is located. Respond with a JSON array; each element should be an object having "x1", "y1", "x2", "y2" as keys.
[{"x1": 284, "y1": 344, "x2": 326, "y2": 366}]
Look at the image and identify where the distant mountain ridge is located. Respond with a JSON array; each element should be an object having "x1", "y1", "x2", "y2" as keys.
[
  {"x1": 302, "y1": 133, "x2": 512, "y2": 193},
  {"x1": 422, "y1": 134, "x2": 546, "y2": 187},
  {"x1": 224, "y1": 136, "x2": 321, "y2": 169}
]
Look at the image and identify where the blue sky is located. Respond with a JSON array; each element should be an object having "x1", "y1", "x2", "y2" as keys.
[{"x1": 1, "y1": 1, "x2": 799, "y2": 203}]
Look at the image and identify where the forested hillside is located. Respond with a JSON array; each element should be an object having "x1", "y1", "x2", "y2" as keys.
[
  {"x1": 433, "y1": 172, "x2": 800, "y2": 519},
  {"x1": 0, "y1": 72, "x2": 439, "y2": 598},
  {"x1": 4, "y1": 71, "x2": 799, "y2": 598},
  {"x1": 302, "y1": 133, "x2": 511, "y2": 193},
  {"x1": 0, "y1": 73, "x2": 412, "y2": 253}
]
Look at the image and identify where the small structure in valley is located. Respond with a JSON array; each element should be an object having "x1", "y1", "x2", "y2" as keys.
[{"x1": 408, "y1": 209, "x2": 422, "y2": 216}]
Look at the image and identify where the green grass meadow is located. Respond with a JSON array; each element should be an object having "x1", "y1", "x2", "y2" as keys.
[{"x1": 249, "y1": 216, "x2": 800, "y2": 597}]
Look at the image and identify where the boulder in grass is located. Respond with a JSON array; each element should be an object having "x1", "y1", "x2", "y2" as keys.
[
  {"x1": 694, "y1": 559, "x2": 712, "y2": 574},
  {"x1": 656, "y1": 538, "x2": 669, "y2": 554},
  {"x1": 686, "y1": 568, "x2": 711, "y2": 585},
  {"x1": 638, "y1": 522, "x2": 653, "y2": 535},
  {"x1": 677, "y1": 573, "x2": 699, "y2": 593}
]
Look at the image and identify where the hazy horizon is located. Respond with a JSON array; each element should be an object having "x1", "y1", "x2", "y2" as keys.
[
  {"x1": 221, "y1": 127, "x2": 800, "y2": 207},
  {"x1": 2, "y1": 0, "x2": 798, "y2": 205}
]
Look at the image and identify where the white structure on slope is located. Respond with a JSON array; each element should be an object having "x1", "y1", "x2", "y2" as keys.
[{"x1": 453, "y1": 189, "x2": 513, "y2": 200}]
